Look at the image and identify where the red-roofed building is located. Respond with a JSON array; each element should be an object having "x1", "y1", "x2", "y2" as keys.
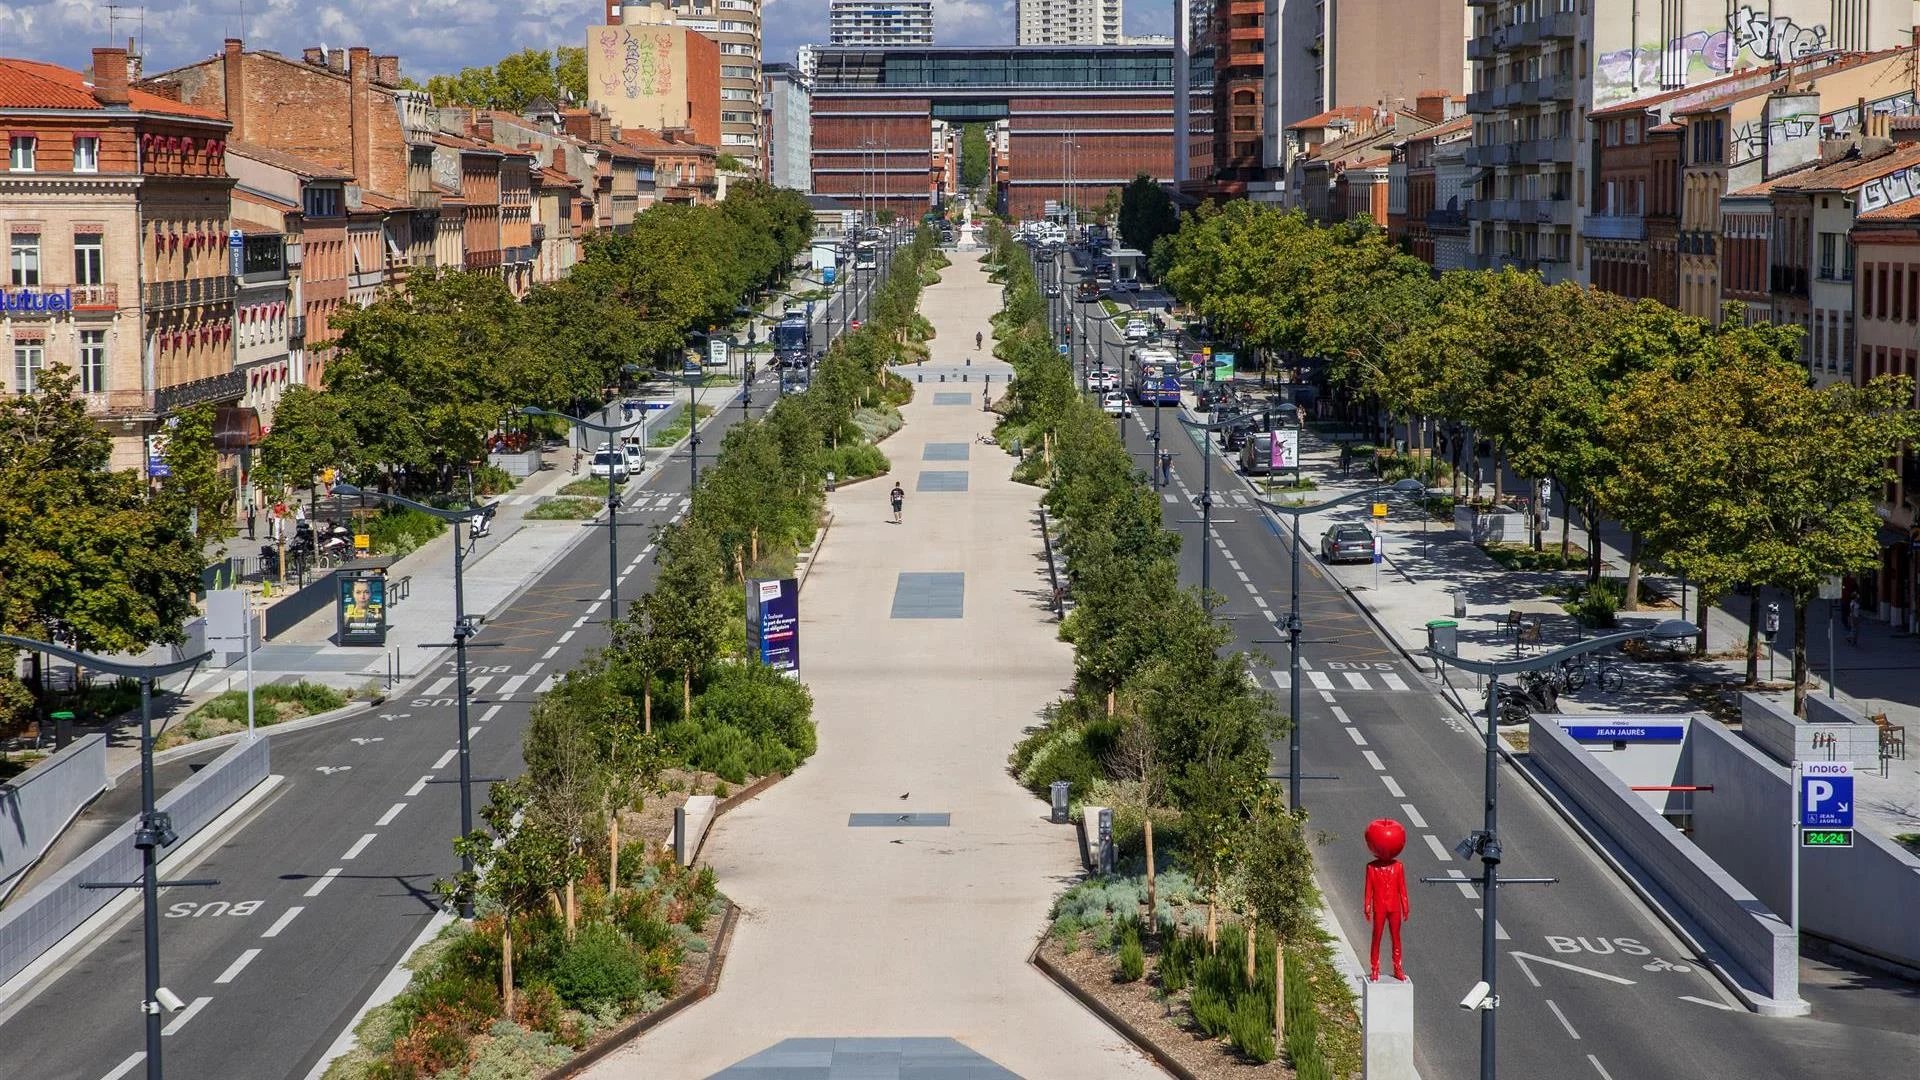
[
  {"x1": 1849, "y1": 194, "x2": 1920, "y2": 631},
  {"x1": 2, "y1": 47, "x2": 235, "y2": 473}
]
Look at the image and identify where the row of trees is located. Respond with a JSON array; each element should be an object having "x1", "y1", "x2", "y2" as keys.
[
  {"x1": 409, "y1": 47, "x2": 589, "y2": 111},
  {"x1": 257, "y1": 182, "x2": 815, "y2": 497},
  {"x1": 1157, "y1": 202, "x2": 1920, "y2": 715},
  {"x1": 987, "y1": 222, "x2": 1319, "y2": 1014}
]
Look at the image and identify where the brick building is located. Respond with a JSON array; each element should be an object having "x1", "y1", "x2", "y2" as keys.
[
  {"x1": 1390, "y1": 113, "x2": 1471, "y2": 266},
  {"x1": 2, "y1": 48, "x2": 234, "y2": 471},
  {"x1": 1851, "y1": 198, "x2": 1920, "y2": 631}
]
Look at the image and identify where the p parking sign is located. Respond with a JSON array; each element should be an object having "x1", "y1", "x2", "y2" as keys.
[{"x1": 1798, "y1": 761, "x2": 1853, "y2": 830}]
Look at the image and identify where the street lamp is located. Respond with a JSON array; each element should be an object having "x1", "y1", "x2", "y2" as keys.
[
  {"x1": 0, "y1": 634, "x2": 214, "y2": 1080},
  {"x1": 521, "y1": 406, "x2": 637, "y2": 624},
  {"x1": 1173, "y1": 412, "x2": 1246, "y2": 612},
  {"x1": 1423, "y1": 617, "x2": 1698, "y2": 1080},
  {"x1": 1253, "y1": 477, "x2": 1426, "y2": 813},
  {"x1": 683, "y1": 331, "x2": 735, "y2": 488},
  {"x1": 332, "y1": 484, "x2": 497, "y2": 919}
]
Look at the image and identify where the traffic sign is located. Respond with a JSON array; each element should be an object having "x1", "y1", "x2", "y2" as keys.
[
  {"x1": 1798, "y1": 761, "x2": 1853, "y2": 829},
  {"x1": 1800, "y1": 829, "x2": 1853, "y2": 848},
  {"x1": 708, "y1": 338, "x2": 730, "y2": 368},
  {"x1": 1058, "y1": 343, "x2": 1069, "y2": 355}
]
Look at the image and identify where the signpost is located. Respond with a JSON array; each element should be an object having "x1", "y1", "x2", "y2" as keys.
[
  {"x1": 707, "y1": 337, "x2": 730, "y2": 370},
  {"x1": 1791, "y1": 760, "x2": 1853, "y2": 944},
  {"x1": 1559, "y1": 720, "x2": 1687, "y2": 742},
  {"x1": 746, "y1": 577, "x2": 800, "y2": 677}
]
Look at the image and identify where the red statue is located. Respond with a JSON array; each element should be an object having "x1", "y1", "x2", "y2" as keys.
[{"x1": 1364, "y1": 818, "x2": 1410, "y2": 982}]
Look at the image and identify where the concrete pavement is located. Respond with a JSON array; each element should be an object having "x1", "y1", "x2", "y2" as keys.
[{"x1": 586, "y1": 249, "x2": 1158, "y2": 1079}]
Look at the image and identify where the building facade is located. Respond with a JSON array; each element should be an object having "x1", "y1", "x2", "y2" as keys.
[
  {"x1": 763, "y1": 63, "x2": 813, "y2": 191},
  {"x1": 1852, "y1": 201, "x2": 1920, "y2": 631},
  {"x1": 1018, "y1": 0, "x2": 1125, "y2": 46},
  {"x1": 829, "y1": 0, "x2": 936, "y2": 46},
  {"x1": 586, "y1": 6, "x2": 722, "y2": 148},
  {"x1": 809, "y1": 45, "x2": 1175, "y2": 221}
]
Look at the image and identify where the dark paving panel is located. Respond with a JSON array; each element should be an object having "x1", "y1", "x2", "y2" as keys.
[
  {"x1": 890, "y1": 572, "x2": 965, "y2": 619},
  {"x1": 932, "y1": 392, "x2": 973, "y2": 405},
  {"x1": 922, "y1": 442, "x2": 971, "y2": 461},
  {"x1": 848, "y1": 812, "x2": 952, "y2": 827},
  {"x1": 708, "y1": 1037, "x2": 1021, "y2": 1079},
  {"x1": 916, "y1": 471, "x2": 969, "y2": 493}
]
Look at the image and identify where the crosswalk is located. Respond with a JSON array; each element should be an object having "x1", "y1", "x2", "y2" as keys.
[
  {"x1": 1269, "y1": 665, "x2": 1414, "y2": 693},
  {"x1": 501, "y1": 492, "x2": 693, "y2": 513}
]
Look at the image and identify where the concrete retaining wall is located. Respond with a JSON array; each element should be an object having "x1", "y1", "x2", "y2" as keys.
[
  {"x1": 0, "y1": 736, "x2": 108, "y2": 898},
  {"x1": 1688, "y1": 719, "x2": 1920, "y2": 973},
  {"x1": 1529, "y1": 718, "x2": 1799, "y2": 1006},
  {"x1": 0, "y1": 736, "x2": 269, "y2": 987},
  {"x1": 1739, "y1": 693, "x2": 1879, "y2": 770}
]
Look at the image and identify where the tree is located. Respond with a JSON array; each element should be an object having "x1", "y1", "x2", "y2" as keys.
[
  {"x1": 960, "y1": 123, "x2": 990, "y2": 191},
  {"x1": 648, "y1": 519, "x2": 733, "y2": 717},
  {"x1": 442, "y1": 779, "x2": 574, "y2": 1017},
  {"x1": 1116, "y1": 175, "x2": 1179, "y2": 263},
  {"x1": 255, "y1": 386, "x2": 354, "y2": 495},
  {"x1": 157, "y1": 403, "x2": 237, "y2": 553},
  {"x1": 1232, "y1": 791, "x2": 1318, "y2": 1041},
  {"x1": 556, "y1": 47, "x2": 587, "y2": 103},
  {"x1": 524, "y1": 678, "x2": 608, "y2": 935}
]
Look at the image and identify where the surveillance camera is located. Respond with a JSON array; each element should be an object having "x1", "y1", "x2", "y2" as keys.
[
  {"x1": 155, "y1": 987, "x2": 186, "y2": 1013},
  {"x1": 1459, "y1": 981, "x2": 1494, "y2": 1011}
]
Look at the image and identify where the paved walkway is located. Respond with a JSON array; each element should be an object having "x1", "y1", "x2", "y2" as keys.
[{"x1": 586, "y1": 251, "x2": 1158, "y2": 1079}]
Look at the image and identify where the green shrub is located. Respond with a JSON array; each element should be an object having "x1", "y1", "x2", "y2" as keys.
[
  {"x1": 465, "y1": 1020, "x2": 572, "y2": 1080},
  {"x1": 560, "y1": 477, "x2": 615, "y2": 497},
  {"x1": 1481, "y1": 542, "x2": 1581, "y2": 572},
  {"x1": 186, "y1": 681, "x2": 347, "y2": 725},
  {"x1": 1117, "y1": 929, "x2": 1145, "y2": 982},
  {"x1": 527, "y1": 496, "x2": 604, "y2": 520},
  {"x1": 1574, "y1": 578, "x2": 1623, "y2": 629},
  {"x1": 821, "y1": 441, "x2": 889, "y2": 481},
  {"x1": 549, "y1": 923, "x2": 647, "y2": 1011},
  {"x1": 364, "y1": 507, "x2": 445, "y2": 557},
  {"x1": 1230, "y1": 994, "x2": 1277, "y2": 1062},
  {"x1": 1285, "y1": 944, "x2": 1330, "y2": 1079},
  {"x1": 1015, "y1": 725, "x2": 1101, "y2": 797},
  {"x1": 471, "y1": 464, "x2": 518, "y2": 497}
]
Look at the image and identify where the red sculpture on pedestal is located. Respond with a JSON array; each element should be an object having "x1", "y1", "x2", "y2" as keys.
[{"x1": 1364, "y1": 818, "x2": 1410, "y2": 982}]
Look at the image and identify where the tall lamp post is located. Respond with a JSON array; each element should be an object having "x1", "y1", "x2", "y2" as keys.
[
  {"x1": 1174, "y1": 413, "x2": 1248, "y2": 612},
  {"x1": 0, "y1": 635, "x2": 214, "y2": 1080},
  {"x1": 1254, "y1": 477, "x2": 1426, "y2": 812},
  {"x1": 333, "y1": 485, "x2": 496, "y2": 918},
  {"x1": 521, "y1": 406, "x2": 637, "y2": 623},
  {"x1": 1424, "y1": 618, "x2": 1698, "y2": 1080}
]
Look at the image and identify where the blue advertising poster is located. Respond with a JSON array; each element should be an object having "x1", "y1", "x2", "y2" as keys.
[{"x1": 748, "y1": 577, "x2": 800, "y2": 676}]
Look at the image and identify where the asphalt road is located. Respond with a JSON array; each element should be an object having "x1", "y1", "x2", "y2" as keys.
[
  {"x1": 0, "y1": 275, "x2": 876, "y2": 1080},
  {"x1": 1048, "y1": 254, "x2": 1920, "y2": 1080}
]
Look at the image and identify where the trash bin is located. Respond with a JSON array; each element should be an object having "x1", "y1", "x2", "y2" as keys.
[
  {"x1": 1050, "y1": 780, "x2": 1071, "y2": 824},
  {"x1": 1426, "y1": 619, "x2": 1459, "y2": 658},
  {"x1": 51, "y1": 710, "x2": 75, "y2": 750}
]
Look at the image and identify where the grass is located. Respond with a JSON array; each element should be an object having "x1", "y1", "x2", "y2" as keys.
[
  {"x1": 649, "y1": 405, "x2": 715, "y2": 447},
  {"x1": 527, "y1": 497, "x2": 604, "y2": 520},
  {"x1": 159, "y1": 682, "x2": 349, "y2": 750},
  {"x1": 1258, "y1": 476, "x2": 1318, "y2": 492},
  {"x1": 561, "y1": 477, "x2": 619, "y2": 498},
  {"x1": 1481, "y1": 541, "x2": 1588, "y2": 572}
]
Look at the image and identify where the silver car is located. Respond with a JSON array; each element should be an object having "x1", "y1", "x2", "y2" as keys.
[{"x1": 1319, "y1": 524, "x2": 1375, "y2": 563}]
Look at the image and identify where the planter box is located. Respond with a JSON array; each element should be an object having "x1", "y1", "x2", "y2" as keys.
[
  {"x1": 1455, "y1": 505, "x2": 1526, "y2": 543},
  {"x1": 487, "y1": 449, "x2": 543, "y2": 478}
]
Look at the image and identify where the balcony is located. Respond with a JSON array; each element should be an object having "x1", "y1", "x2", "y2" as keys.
[
  {"x1": 1583, "y1": 214, "x2": 1646, "y2": 241},
  {"x1": 1497, "y1": 82, "x2": 1528, "y2": 108},
  {"x1": 468, "y1": 248, "x2": 502, "y2": 271},
  {"x1": 82, "y1": 389, "x2": 157, "y2": 418},
  {"x1": 73, "y1": 283, "x2": 119, "y2": 310},
  {"x1": 1537, "y1": 11, "x2": 1576, "y2": 39},
  {"x1": 1523, "y1": 74, "x2": 1575, "y2": 104},
  {"x1": 289, "y1": 314, "x2": 306, "y2": 342},
  {"x1": 531, "y1": 223, "x2": 546, "y2": 245},
  {"x1": 1426, "y1": 208, "x2": 1470, "y2": 232},
  {"x1": 1517, "y1": 134, "x2": 1574, "y2": 164},
  {"x1": 285, "y1": 243, "x2": 302, "y2": 268},
  {"x1": 410, "y1": 188, "x2": 442, "y2": 210},
  {"x1": 142, "y1": 274, "x2": 234, "y2": 312},
  {"x1": 1770, "y1": 264, "x2": 1809, "y2": 297},
  {"x1": 154, "y1": 369, "x2": 246, "y2": 415},
  {"x1": 1468, "y1": 34, "x2": 1495, "y2": 61},
  {"x1": 1466, "y1": 89, "x2": 1497, "y2": 114}
]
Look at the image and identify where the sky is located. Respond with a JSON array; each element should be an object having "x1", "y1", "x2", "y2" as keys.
[{"x1": 1, "y1": 0, "x2": 1174, "y2": 83}]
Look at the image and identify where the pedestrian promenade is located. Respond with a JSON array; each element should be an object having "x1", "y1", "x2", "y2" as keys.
[{"x1": 586, "y1": 250, "x2": 1158, "y2": 1079}]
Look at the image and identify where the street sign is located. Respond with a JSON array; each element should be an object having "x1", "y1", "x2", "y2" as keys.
[
  {"x1": 1269, "y1": 429, "x2": 1300, "y2": 470},
  {"x1": 1801, "y1": 829, "x2": 1854, "y2": 848},
  {"x1": 1371, "y1": 502, "x2": 1388, "y2": 518},
  {"x1": 1560, "y1": 721, "x2": 1686, "y2": 742},
  {"x1": 682, "y1": 356, "x2": 703, "y2": 375},
  {"x1": 708, "y1": 338, "x2": 730, "y2": 368},
  {"x1": 1372, "y1": 533, "x2": 1385, "y2": 564},
  {"x1": 1057, "y1": 343, "x2": 1069, "y2": 355},
  {"x1": 1799, "y1": 761, "x2": 1853, "y2": 829}
]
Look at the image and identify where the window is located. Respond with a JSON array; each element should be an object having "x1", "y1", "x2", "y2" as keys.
[
  {"x1": 9, "y1": 135, "x2": 35, "y2": 171},
  {"x1": 12, "y1": 342, "x2": 44, "y2": 394},
  {"x1": 1819, "y1": 232, "x2": 1837, "y2": 279},
  {"x1": 73, "y1": 233, "x2": 103, "y2": 285},
  {"x1": 72, "y1": 135, "x2": 98, "y2": 173},
  {"x1": 303, "y1": 186, "x2": 340, "y2": 219},
  {"x1": 9, "y1": 234, "x2": 40, "y2": 286},
  {"x1": 1843, "y1": 240, "x2": 1855, "y2": 282},
  {"x1": 78, "y1": 329, "x2": 107, "y2": 393}
]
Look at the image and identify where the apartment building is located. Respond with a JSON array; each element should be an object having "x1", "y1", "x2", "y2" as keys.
[
  {"x1": 1390, "y1": 113, "x2": 1474, "y2": 264},
  {"x1": 829, "y1": 0, "x2": 936, "y2": 46},
  {"x1": 2, "y1": 48, "x2": 235, "y2": 472},
  {"x1": 763, "y1": 63, "x2": 813, "y2": 192},
  {"x1": 1851, "y1": 193, "x2": 1920, "y2": 631},
  {"x1": 1018, "y1": 0, "x2": 1125, "y2": 46},
  {"x1": 1467, "y1": 0, "x2": 1908, "y2": 283}
]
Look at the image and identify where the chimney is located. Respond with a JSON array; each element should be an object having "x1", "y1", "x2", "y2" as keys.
[
  {"x1": 303, "y1": 47, "x2": 325, "y2": 66},
  {"x1": 329, "y1": 48, "x2": 349, "y2": 74},
  {"x1": 91, "y1": 48, "x2": 130, "y2": 107},
  {"x1": 223, "y1": 39, "x2": 246, "y2": 140},
  {"x1": 1414, "y1": 90, "x2": 1447, "y2": 124},
  {"x1": 349, "y1": 47, "x2": 372, "y2": 187},
  {"x1": 373, "y1": 55, "x2": 401, "y2": 87},
  {"x1": 473, "y1": 111, "x2": 494, "y2": 142},
  {"x1": 126, "y1": 37, "x2": 142, "y2": 82}
]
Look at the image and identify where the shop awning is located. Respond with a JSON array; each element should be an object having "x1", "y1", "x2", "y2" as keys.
[{"x1": 213, "y1": 406, "x2": 263, "y2": 451}]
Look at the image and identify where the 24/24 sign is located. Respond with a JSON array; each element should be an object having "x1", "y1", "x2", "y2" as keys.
[{"x1": 1799, "y1": 761, "x2": 1853, "y2": 829}]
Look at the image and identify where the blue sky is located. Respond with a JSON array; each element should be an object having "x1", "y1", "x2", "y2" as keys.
[{"x1": 2, "y1": 1, "x2": 1173, "y2": 84}]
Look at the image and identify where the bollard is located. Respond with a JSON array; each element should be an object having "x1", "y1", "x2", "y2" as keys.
[
  {"x1": 918, "y1": 372, "x2": 923, "y2": 382},
  {"x1": 965, "y1": 357, "x2": 971, "y2": 365},
  {"x1": 940, "y1": 373, "x2": 946, "y2": 382},
  {"x1": 1050, "y1": 781, "x2": 1071, "y2": 824},
  {"x1": 986, "y1": 373, "x2": 992, "y2": 384},
  {"x1": 962, "y1": 373, "x2": 968, "y2": 382}
]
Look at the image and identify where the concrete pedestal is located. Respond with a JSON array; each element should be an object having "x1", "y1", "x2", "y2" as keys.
[{"x1": 1363, "y1": 977, "x2": 1415, "y2": 1080}]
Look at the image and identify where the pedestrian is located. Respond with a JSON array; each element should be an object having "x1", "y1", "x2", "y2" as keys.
[
  {"x1": 975, "y1": 331, "x2": 983, "y2": 350},
  {"x1": 246, "y1": 503, "x2": 257, "y2": 540},
  {"x1": 1159, "y1": 449, "x2": 1172, "y2": 486},
  {"x1": 294, "y1": 502, "x2": 306, "y2": 525},
  {"x1": 889, "y1": 482, "x2": 905, "y2": 525},
  {"x1": 1847, "y1": 596, "x2": 1862, "y2": 645}
]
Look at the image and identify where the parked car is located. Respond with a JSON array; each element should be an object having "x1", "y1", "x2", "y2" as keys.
[
  {"x1": 618, "y1": 439, "x2": 646, "y2": 473},
  {"x1": 1101, "y1": 391, "x2": 1135, "y2": 417},
  {"x1": 1320, "y1": 524, "x2": 1376, "y2": 564},
  {"x1": 1240, "y1": 432, "x2": 1277, "y2": 475},
  {"x1": 1044, "y1": 283, "x2": 1061, "y2": 298},
  {"x1": 589, "y1": 447, "x2": 630, "y2": 481}
]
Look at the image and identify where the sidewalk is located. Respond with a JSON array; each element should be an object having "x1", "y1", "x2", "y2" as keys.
[{"x1": 585, "y1": 250, "x2": 1157, "y2": 1079}]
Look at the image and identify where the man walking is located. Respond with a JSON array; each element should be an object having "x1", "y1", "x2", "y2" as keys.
[
  {"x1": 1847, "y1": 596, "x2": 1863, "y2": 645},
  {"x1": 889, "y1": 481, "x2": 905, "y2": 525}
]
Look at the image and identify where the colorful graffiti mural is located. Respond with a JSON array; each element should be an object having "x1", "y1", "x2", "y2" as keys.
[
  {"x1": 1596, "y1": 5, "x2": 1827, "y2": 106},
  {"x1": 595, "y1": 27, "x2": 674, "y2": 100}
]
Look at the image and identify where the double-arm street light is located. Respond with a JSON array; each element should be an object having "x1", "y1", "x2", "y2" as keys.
[
  {"x1": 521, "y1": 406, "x2": 638, "y2": 624},
  {"x1": 334, "y1": 484, "x2": 497, "y2": 918},
  {"x1": 1424, "y1": 617, "x2": 1698, "y2": 1080},
  {"x1": 1253, "y1": 477, "x2": 1426, "y2": 813},
  {"x1": 1173, "y1": 412, "x2": 1253, "y2": 612},
  {"x1": 0, "y1": 635, "x2": 214, "y2": 1080}
]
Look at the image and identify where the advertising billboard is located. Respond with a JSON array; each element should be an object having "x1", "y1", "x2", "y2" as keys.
[
  {"x1": 746, "y1": 577, "x2": 800, "y2": 676},
  {"x1": 336, "y1": 571, "x2": 388, "y2": 647}
]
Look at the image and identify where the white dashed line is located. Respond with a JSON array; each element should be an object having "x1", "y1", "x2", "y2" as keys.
[
  {"x1": 557, "y1": 629, "x2": 575, "y2": 643},
  {"x1": 104, "y1": 1053, "x2": 145, "y2": 1080},
  {"x1": 342, "y1": 833, "x2": 377, "y2": 860},
  {"x1": 1307, "y1": 671, "x2": 1335, "y2": 691},
  {"x1": 536, "y1": 674, "x2": 558, "y2": 693},
  {"x1": 570, "y1": 617, "x2": 588, "y2": 629},
  {"x1": 464, "y1": 676, "x2": 490, "y2": 693},
  {"x1": 433, "y1": 748, "x2": 457, "y2": 770},
  {"x1": 422, "y1": 677, "x2": 453, "y2": 696},
  {"x1": 215, "y1": 948, "x2": 261, "y2": 984},
  {"x1": 261, "y1": 906, "x2": 303, "y2": 938},
  {"x1": 542, "y1": 646, "x2": 560, "y2": 660},
  {"x1": 376, "y1": 803, "x2": 406, "y2": 827},
  {"x1": 523, "y1": 663, "x2": 543, "y2": 676},
  {"x1": 1252, "y1": 596, "x2": 1269, "y2": 609},
  {"x1": 1547, "y1": 998, "x2": 1580, "y2": 1039},
  {"x1": 1446, "y1": 868, "x2": 1478, "y2": 898},
  {"x1": 1473, "y1": 910, "x2": 1511, "y2": 940},
  {"x1": 497, "y1": 675, "x2": 528, "y2": 698},
  {"x1": 1679, "y1": 995, "x2": 1734, "y2": 1011},
  {"x1": 598, "y1": 589, "x2": 612, "y2": 600},
  {"x1": 304, "y1": 868, "x2": 343, "y2": 897},
  {"x1": 1588, "y1": 1055, "x2": 1616, "y2": 1080},
  {"x1": 1320, "y1": 690, "x2": 1336, "y2": 703},
  {"x1": 1381, "y1": 775, "x2": 1405, "y2": 797},
  {"x1": 1362, "y1": 750, "x2": 1385, "y2": 771},
  {"x1": 1330, "y1": 705, "x2": 1351, "y2": 723},
  {"x1": 1424, "y1": 835, "x2": 1451, "y2": 861},
  {"x1": 161, "y1": 996, "x2": 212, "y2": 1035},
  {"x1": 1346, "y1": 728, "x2": 1367, "y2": 746},
  {"x1": 585, "y1": 602, "x2": 602, "y2": 616},
  {"x1": 1383, "y1": 673, "x2": 1410, "y2": 691},
  {"x1": 479, "y1": 705, "x2": 503, "y2": 723},
  {"x1": 1271, "y1": 669, "x2": 1291, "y2": 690},
  {"x1": 1343, "y1": 672, "x2": 1369, "y2": 690},
  {"x1": 1235, "y1": 570, "x2": 1251, "y2": 583},
  {"x1": 1400, "y1": 803, "x2": 1428, "y2": 828},
  {"x1": 406, "y1": 775, "x2": 432, "y2": 797}
]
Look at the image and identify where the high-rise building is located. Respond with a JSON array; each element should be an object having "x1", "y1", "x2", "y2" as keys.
[
  {"x1": 587, "y1": 4, "x2": 723, "y2": 148},
  {"x1": 1467, "y1": 0, "x2": 1909, "y2": 284},
  {"x1": 605, "y1": 0, "x2": 763, "y2": 171},
  {"x1": 829, "y1": 0, "x2": 935, "y2": 46},
  {"x1": 1017, "y1": 0, "x2": 1125, "y2": 46},
  {"x1": 763, "y1": 63, "x2": 813, "y2": 191}
]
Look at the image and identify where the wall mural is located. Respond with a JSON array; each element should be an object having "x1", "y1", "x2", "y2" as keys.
[
  {"x1": 1858, "y1": 162, "x2": 1920, "y2": 213},
  {"x1": 595, "y1": 27, "x2": 674, "y2": 100},
  {"x1": 1596, "y1": 5, "x2": 1828, "y2": 106}
]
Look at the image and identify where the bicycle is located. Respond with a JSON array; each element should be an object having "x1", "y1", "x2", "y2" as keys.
[
  {"x1": 1556, "y1": 654, "x2": 1588, "y2": 693},
  {"x1": 1594, "y1": 657, "x2": 1627, "y2": 694}
]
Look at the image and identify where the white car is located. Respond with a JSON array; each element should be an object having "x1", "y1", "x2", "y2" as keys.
[
  {"x1": 1089, "y1": 370, "x2": 1119, "y2": 392},
  {"x1": 589, "y1": 447, "x2": 630, "y2": 481},
  {"x1": 618, "y1": 440, "x2": 646, "y2": 473},
  {"x1": 1124, "y1": 320, "x2": 1149, "y2": 342},
  {"x1": 1101, "y1": 391, "x2": 1134, "y2": 417}
]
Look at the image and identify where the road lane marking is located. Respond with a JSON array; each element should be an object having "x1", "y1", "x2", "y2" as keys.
[
  {"x1": 1446, "y1": 869, "x2": 1478, "y2": 898},
  {"x1": 376, "y1": 803, "x2": 406, "y2": 827},
  {"x1": 215, "y1": 949, "x2": 262, "y2": 985},
  {"x1": 103, "y1": 1053, "x2": 144, "y2": 1079},
  {"x1": 1235, "y1": 570, "x2": 1250, "y2": 582},
  {"x1": 433, "y1": 748, "x2": 457, "y2": 770},
  {"x1": 557, "y1": 630, "x2": 575, "y2": 643},
  {"x1": 1362, "y1": 750, "x2": 1385, "y2": 770},
  {"x1": 161, "y1": 995, "x2": 211, "y2": 1035},
  {"x1": 1381, "y1": 775, "x2": 1405, "y2": 797},
  {"x1": 1383, "y1": 673, "x2": 1410, "y2": 691},
  {"x1": 1321, "y1": 690, "x2": 1336, "y2": 703},
  {"x1": 1472, "y1": 908, "x2": 1511, "y2": 939},
  {"x1": 1343, "y1": 672, "x2": 1370, "y2": 690},
  {"x1": 1346, "y1": 728, "x2": 1368, "y2": 746},
  {"x1": 1546, "y1": 998, "x2": 1580, "y2": 1040},
  {"x1": 1271, "y1": 669, "x2": 1291, "y2": 690},
  {"x1": 1678, "y1": 995, "x2": 1734, "y2": 1011},
  {"x1": 571, "y1": 617, "x2": 589, "y2": 629},
  {"x1": 585, "y1": 602, "x2": 602, "y2": 615},
  {"x1": 542, "y1": 646, "x2": 560, "y2": 660},
  {"x1": 497, "y1": 675, "x2": 528, "y2": 698},
  {"x1": 342, "y1": 833, "x2": 377, "y2": 860},
  {"x1": 1510, "y1": 952, "x2": 1636, "y2": 987},
  {"x1": 1307, "y1": 671, "x2": 1334, "y2": 691},
  {"x1": 480, "y1": 705, "x2": 502, "y2": 723},
  {"x1": 523, "y1": 663, "x2": 543, "y2": 676},
  {"x1": 465, "y1": 676, "x2": 490, "y2": 693},
  {"x1": 305, "y1": 868, "x2": 343, "y2": 897},
  {"x1": 1423, "y1": 835, "x2": 1450, "y2": 861},
  {"x1": 1330, "y1": 705, "x2": 1351, "y2": 723},
  {"x1": 422, "y1": 677, "x2": 453, "y2": 696},
  {"x1": 1251, "y1": 596, "x2": 1269, "y2": 609},
  {"x1": 1299, "y1": 657, "x2": 1313, "y2": 669},
  {"x1": 1588, "y1": 1055, "x2": 1616, "y2": 1080},
  {"x1": 536, "y1": 674, "x2": 558, "y2": 693},
  {"x1": 261, "y1": 906, "x2": 304, "y2": 938},
  {"x1": 406, "y1": 776, "x2": 432, "y2": 797},
  {"x1": 1400, "y1": 803, "x2": 1428, "y2": 828},
  {"x1": 598, "y1": 589, "x2": 611, "y2": 600}
]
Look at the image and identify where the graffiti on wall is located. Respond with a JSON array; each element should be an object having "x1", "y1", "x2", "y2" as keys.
[
  {"x1": 1596, "y1": 5, "x2": 1828, "y2": 105},
  {"x1": 1731, "y1": 111, "x2": 1818, "y2": 162},
  {"x1": 1825, "y1": 91, "x2": 1920, "y2": 136},
  {"x1": 595, "y1": 27, "x2": 673, "y2": 101},
  {"x1": 1858, "y1": 163, "x2": 1920, "y2": 214}
]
